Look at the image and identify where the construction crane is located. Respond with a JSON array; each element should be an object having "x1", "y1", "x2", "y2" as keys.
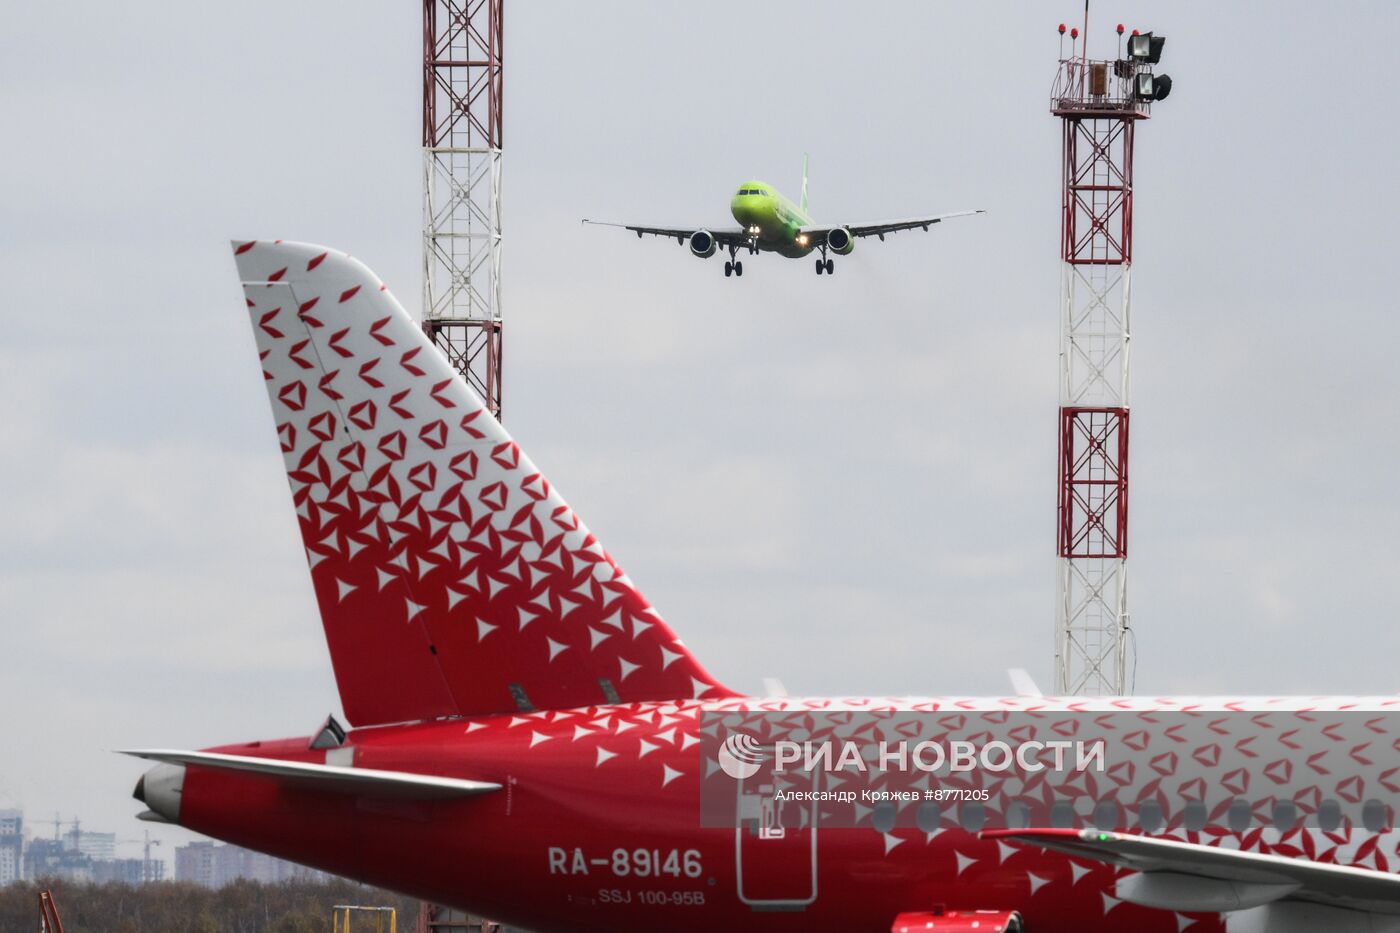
[
  {"x1": 115, "y1": 830, "x2": 164, "y2": 882},
  {"x1": 44, "y1": 815, "x2": 81, "y2": 850}
]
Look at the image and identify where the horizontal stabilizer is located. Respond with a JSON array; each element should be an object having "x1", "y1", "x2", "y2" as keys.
[{"x1": 121, "y1": 749, "x2": 501, "y2": 800}]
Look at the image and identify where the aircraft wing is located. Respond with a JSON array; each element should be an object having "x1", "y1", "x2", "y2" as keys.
[
  {"x1": 986, "y1": 828, "x2": 1400, "y2": 915},
  {"x1": 581, "y1": 220, "x2": 748, "y2": 246},
  {"x1": 801, "y1": 209, "x2": 985, "y2": 241}
]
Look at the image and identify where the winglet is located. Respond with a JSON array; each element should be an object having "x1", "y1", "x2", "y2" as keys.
[
  {"x1": 1007, "y1": 668, "x2": 1044, "y2": 697},
  {"x1": 800, "y1": 153, "x2": 810, "y2": 214}
]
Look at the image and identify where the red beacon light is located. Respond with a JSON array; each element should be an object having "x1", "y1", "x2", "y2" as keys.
[
  {"x1": 1058, "y1": 23, "x2": 1066, "y2": 34},
  {"x1": 1071, "y1": 27, "x2": 1079, "y2": 39},
  {"x1": 1116, "y1": 23, "x2": 1125, "y2": 35}
]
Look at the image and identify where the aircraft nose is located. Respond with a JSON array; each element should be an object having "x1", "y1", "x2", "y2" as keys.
[{"x1": 134, "y1": 763, "x2": 185, "y2": 825}]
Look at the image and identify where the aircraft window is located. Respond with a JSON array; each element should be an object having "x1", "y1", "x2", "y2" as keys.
[
  {"x1": 916, "y1": 802, "x2": 941, "y2": 833},
  {"x1": 1093, "y1": 800, "x2": 1120, "y2": 830},
  {"x1": 872, "y1": 801, "x2": 896, "y2": 833},
  {"x1": 1318, "y1": 799, "x2": 1342, "y2": 833},
  {"x1": 1363, "y1": 799, "x2": 1390, "y2": 833},
  {"x1": 1183, "y1": 800, "x2": 1207, "y2": 832},
  {"x1": 1050, "y1": 801, "x2": 1075, "y2": 828},
  {"x1": 960, "y1": 803, "x2": 986, "y2": 833},
  {"x1": 1272, "y1": 800, "x2": 1298, "y2": 831},
  {"x1": 1005, "y1": 800, "x2": 1031, "y2": 829},
  {"x1": 1137, "y1": 800, "x2": 1163, "y2": 833},
  {"x1": 1227, "y1": 799, "x2": 1251, "y2": 832}
]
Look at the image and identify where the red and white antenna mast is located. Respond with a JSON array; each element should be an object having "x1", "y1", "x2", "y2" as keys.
[
  {"x1": 422, "y1": 0, "x2": 504, "y2": 419},
  {"x1": 1050, "y1": 22, "x2": 1170, "y2": 695}
]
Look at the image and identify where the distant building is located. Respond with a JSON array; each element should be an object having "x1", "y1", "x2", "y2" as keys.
[
  {"x1": 0, "y1": 810, "x2": 22, "y2": 884},
  {"x1": 175, "y1": 841, "x2": 322, "y2": 888},
  {"x1": 25, "y1": 838, "x2": 94, "y2": 883},
  {"x1": 67, "y1": 829, "x2": 116, "y2": 861},
  {"x1": 175, "y1": 841, "x2": 216, "y2": 887},
  {"x1": 0, "y1": 845, "x2": 19, "y2": 885},
  {"x1": 92, "y1": 858, "x2": 149, "y2": 885},
  {"x1": 19, "y1": 822, "x2": 163, "y2": 885}
]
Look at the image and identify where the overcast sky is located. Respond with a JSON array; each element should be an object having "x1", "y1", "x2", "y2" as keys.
[{"x1": 3, "y1": 1, "x2": 1399, "y2": 868}]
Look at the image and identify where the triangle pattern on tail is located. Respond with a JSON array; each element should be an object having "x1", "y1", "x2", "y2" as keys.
[{"x1": 234, "y1": 240, "x2": 734, "y2": 726}]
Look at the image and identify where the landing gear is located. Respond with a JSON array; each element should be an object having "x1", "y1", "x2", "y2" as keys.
[
  {"x1": 814, "y1": 249, "x2": 835, "y2": 276},
  {"x1": 734, "y1": 260, "x2": 743, "y2": 276},
  {"x1": 815, "y1": 258, "x2": 823, "y2": 275},
  {"x1": 724, "y1": 260, "x2": 744, "y2": 277},
  {"x1": 825, "y1": 258, "x2": 834, "y2": 275}
]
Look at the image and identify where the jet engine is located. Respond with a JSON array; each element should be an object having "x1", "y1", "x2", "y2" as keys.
[
  {"x1": 826, "y1": 227, "x2": 855, "y2": 255},
  {"x1": 689, "y1": 230, "x2": 718, "y2": 258}
]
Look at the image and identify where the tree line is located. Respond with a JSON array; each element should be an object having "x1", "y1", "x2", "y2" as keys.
[{"x1": 0, "y1": 877, "x2": 422, "y2": 933}]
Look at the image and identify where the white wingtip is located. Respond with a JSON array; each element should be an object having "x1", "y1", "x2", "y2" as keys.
[{"x1": 1007, "y1": 668, "x2": 1044, "y2": 697}]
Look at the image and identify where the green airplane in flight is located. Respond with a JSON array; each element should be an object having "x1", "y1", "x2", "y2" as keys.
[{"x1": 584, "y1": 156, "x2": 983, "y2": 277}]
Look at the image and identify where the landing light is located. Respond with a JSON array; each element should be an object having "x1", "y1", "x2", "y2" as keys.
[
  {"x1": 1134, "y1": 71, "x2": 1173, "y2": 101},
  {"x1": 797, "y1": 235, "x2": 808, "y2": 246},
  {"x1": 1127, "y1": 31, "x2": 1165, "y2": 64}
]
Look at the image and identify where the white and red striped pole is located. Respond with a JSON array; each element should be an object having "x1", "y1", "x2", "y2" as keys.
[{"x1": 1051, "y1": 24, "x2": 1152, "y2": 695}]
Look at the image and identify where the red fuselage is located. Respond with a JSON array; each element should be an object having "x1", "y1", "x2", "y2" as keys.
[{"x1": 158, "y1": 695, "x2": 1400, "y2": 933}]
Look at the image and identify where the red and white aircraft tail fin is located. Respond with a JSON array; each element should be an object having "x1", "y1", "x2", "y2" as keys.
[{"x1": 233, "y1": 240, "x2": 733, "y2": 726}]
